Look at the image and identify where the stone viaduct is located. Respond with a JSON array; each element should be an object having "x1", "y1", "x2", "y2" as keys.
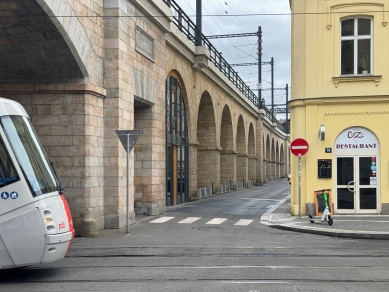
[{"x1": 0, "y1": 0, "x2": 289, "y2": 235}]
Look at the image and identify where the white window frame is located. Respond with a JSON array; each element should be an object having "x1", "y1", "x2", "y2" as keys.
[{"x1": 340, "y1": 17, "x2": 373, "y2": 76}]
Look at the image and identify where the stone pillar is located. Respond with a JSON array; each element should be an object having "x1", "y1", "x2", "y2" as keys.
[
  {"x1": 2, "y1": 85, "x2": 106, "y2": 236},
  {"x1": 220, "y1": 151, "x2": 236, "y2": 190},
  {"x1": 134, "y1": 106, "x2": 166, "y2": 216},
  {"x1": 197, "y1": 148, "x2": 220, "y2": 191},
  {"x1": 103, "y1": 5, "x2": 135, "y2": 228},
  {"x1": 237, "y1": 155, "x2": 248, "y2": 186},
  {"x1": 248, "y1": 156, "x2": 257, "y2": 183},
  {"x1": 189, "y1": 143, "x2": 198, "y2": 199},
  {"x1": 266, "y1": 160, "x2": 272, "y2": 181},
  {"x1": 255, "y1": 113, "x2": 264, "y2": 185}
]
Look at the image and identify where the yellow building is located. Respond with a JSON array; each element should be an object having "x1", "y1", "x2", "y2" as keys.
[{"x1": 289, "y1": 0, "x2": 389, "y2": 215}]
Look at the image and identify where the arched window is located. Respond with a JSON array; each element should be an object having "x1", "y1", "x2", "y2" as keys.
[{"x1": 166, "y1": 75, "x2": 188, "y2": 206}]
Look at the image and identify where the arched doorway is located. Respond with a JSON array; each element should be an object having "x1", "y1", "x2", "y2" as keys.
[
  {"x1": 166, "y1": 75, "x2": 188, "y2": 206},
  {"x1": 334, "y1": 127, "x2": 379, "y2": 214}
]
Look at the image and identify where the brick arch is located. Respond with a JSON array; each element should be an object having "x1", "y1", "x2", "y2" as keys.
[
  {"x1": 197, "y1": 92, "x2": 218, "y2": 189},
  {"x1": 266, "y1": 135, "x2": 271, "y2": 181},
  {"x1": 220, "y1": 105, "x2": 234, "y2": 185},
  {"x1": 276, "y1": 141, "x2": 280, "y2": 179},
  {"x1": 248, "y1": 123, "x2": 255, "y2": 156},
  {"x1": 271, "y1": 138, "x2": 276, "y2": 179},
  {"x1": 220, "y1": 105, "x2": 233, "y2": 151},
  {"x1": 236, "y1": 115, "x2": 247, "y2": 184},
  {"x1": 236, "y1": 115, "x2": 246, "y2": 154},
  {"x1": 248, "y1": 123, "x2": 256, "y2": 183},
  {"x1": 280, "y1": 143, "x2": 285, "y2": 178},
  {"x1": 0, "y1": 0, "x2": 102, "y2": 83},
  {"x1": 197, "y1": 92, "x2": 216, "y2": 147}
]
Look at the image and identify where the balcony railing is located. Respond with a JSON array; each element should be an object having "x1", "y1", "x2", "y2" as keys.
[{"x1": 163, "y1": 0, "x2": 286, "y2": 133}]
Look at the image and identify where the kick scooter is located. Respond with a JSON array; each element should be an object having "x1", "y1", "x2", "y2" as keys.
[{"x1": 308, "y1": 189, "x2": 333, "y2": 226}]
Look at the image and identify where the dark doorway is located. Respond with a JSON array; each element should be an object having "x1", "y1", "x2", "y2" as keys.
[{"x1": 166, "y1": 75, "x2": 188, "y2": 206}]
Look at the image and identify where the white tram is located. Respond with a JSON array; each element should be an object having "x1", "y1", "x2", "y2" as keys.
[{"x1": 0, "y1": 97, "x2": 74, "y2": 269}]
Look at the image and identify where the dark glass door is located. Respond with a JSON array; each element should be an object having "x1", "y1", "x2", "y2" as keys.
[
  {"x1": 358, "y1": 157, "x2": 377, "y2": 210},
  {"x1": 336, "y1": 157, "x2": 355, "y2": 212},
  {"x1": 166, "y1": 76, "x2": 188, "y2": 206},
  {"x1": 336, "y1": 156, "x2": 378, "y2": 213}
]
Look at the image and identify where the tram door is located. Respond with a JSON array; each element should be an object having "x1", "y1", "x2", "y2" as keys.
[{"x1": 335, "y1": 156, "x2": 378, "y2": 214}]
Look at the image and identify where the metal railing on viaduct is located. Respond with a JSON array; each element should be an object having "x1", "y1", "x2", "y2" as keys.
[{"x1": 163, "y1": 0, "x2": 286, "y2": 133}]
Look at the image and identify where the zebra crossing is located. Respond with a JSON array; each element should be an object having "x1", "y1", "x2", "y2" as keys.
[{"x1": 149, "y1": 216, "x2": 254, "y2": 226}]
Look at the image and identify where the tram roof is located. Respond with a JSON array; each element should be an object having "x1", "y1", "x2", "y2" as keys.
[{"x1": 0, "y1": 97, "x2": 29, "y2": 118}]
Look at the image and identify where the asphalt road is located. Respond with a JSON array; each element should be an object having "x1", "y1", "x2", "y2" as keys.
[{"x1": 1, "y1": 180, "x2": 389, "y2": 292}]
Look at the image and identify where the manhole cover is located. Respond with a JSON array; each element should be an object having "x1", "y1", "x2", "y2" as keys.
[{"x1": 191, "y1": 226, "x2": 223, "y2": 231}]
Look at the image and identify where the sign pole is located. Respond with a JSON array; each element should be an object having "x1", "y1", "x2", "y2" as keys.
[
  {"x1": 126, "y1": 132, "x2": 130, "y2": 234},
  {"x1": 290, "y1": 138, "x2": 309, "y2": 218},
  {"x1": 298, "y1": 154, "x2": 301, "y2": 218},
  {"x1": 116, "y1": 129, "x2": 141, "y2": 234}
]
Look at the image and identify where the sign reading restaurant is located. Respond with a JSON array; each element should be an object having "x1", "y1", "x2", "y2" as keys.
[{"x1": 335, "y1": 127, "x2": 379, "y2": 151}]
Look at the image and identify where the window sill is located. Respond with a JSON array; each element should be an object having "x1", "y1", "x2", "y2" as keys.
[{"x1": 332, "y1": 75, "x2": 382, "y2": 88}]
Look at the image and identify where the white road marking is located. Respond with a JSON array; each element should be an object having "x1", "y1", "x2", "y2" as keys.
[
  {"x1": 178, "y1": 217, "x2": 201, "y2": 224},
  {"x1": 234, "y1": 219, "x2": 253, "y2": 226},
  {"x1": 206, "y1": 218, "x2": 227, "y2": 224},
  {"x1": 149, "y1": 216, "x2": 175, "y2": 223},
  {"x1": 240, "y1": 198, "x2": 281, "y2": 201}
]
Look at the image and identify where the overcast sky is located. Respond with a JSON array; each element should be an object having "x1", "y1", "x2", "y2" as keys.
[{"x1": 175, "y1": 0, "x2": 291, "y2": 117}]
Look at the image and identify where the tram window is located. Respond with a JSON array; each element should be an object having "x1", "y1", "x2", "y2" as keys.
[
  {"x1": 0, "y1": 136, "x2": 19, "y2": 187},
  {"x1": 0, "y1": 116, "x2": 58, "y2": 196}
]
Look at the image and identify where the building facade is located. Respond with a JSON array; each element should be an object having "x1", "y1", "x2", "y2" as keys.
[
  {"x1": 0, "y1": 0, "x2": 289, "y2": 236},
  {"x1": 289, "y1": 0, "x2": 389, "y2": 215}
]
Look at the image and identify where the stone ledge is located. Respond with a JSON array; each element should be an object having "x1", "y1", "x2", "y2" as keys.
[
  {"x1": 0, "y1": 83, "x2": 106, "y2": 98},
  {"x1": 332, "y1": 75, "x2": 382, "y2": 88}
]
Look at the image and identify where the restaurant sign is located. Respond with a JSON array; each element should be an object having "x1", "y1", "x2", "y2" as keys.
[{"x1": 335, "y1": 127, "x2": 379, "y2": 151}]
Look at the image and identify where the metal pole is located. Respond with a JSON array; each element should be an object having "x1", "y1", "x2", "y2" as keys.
[
  {"x1": 195, "y1": 0, "x2": 202, "y2": 46},
  {"x1": 298, "y1": 154, "x2": 301, "y2": 218},
  {"x1": 126, "y1": 132, "x2": 130, "y2": 233},
  {"x1": 285, "y1": 84, "x2": 289, "y2": 134},
  {"x1": 258, "y1": 26, "x2": 262, "y2": 108},
  {"x1": 271, "y1": 57, "x2": 274, "y2": 122}
]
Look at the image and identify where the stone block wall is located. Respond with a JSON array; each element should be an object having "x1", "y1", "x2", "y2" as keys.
[
  {"x1": 130, "y1": 0, "x2": 168, "y2": 216},
  {"x1": 197, "y1": 149, "x2": 220, "y2": 190},
  {"x1": 220, "y1": 152, "x2": 235, "y2": 186},
  {"x1": 0, "y1": 0, "x2": 291, "y2": 235},
  {"x1": 1, "y1": 84, "x2": 105, "y2": 235},
  {"x1": 248, "y1": 157, "x2": 256, "y2": 182},
  {"x1": 70, "y1": 0, "x2": 104, "y2": 58},
  {"x1": 236, "y1": 156, "x2": 248, "y2": 184}
]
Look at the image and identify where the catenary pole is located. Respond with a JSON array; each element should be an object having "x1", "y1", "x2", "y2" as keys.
[
  {"x1": 258, "y1": 26, "x2": 262, "y2": 108},
  {"x1": 196, "y1": 0, "x2": 202, "y2": 46}
]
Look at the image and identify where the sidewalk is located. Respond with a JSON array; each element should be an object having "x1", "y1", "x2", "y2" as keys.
[{"x1": 260, "y1": 196, "x2": 389, "y2": 239}]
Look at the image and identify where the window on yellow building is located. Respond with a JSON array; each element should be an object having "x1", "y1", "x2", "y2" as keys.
[{"x1": 341, "y1": 18, "x2": 372, "y2": 75}]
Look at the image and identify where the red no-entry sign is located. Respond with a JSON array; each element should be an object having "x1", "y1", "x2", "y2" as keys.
[{"x1": 290, "y1": 138, "x2": 309, "y2": 156}]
